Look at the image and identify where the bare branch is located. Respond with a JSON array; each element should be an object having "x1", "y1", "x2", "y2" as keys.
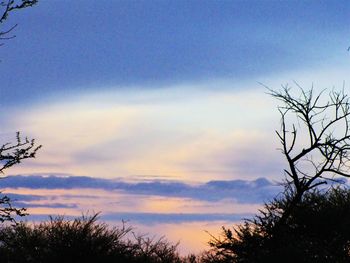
[
  {"x1": 270, "y1": 85, "x2": 350, "y2": 199},
  {"x1": 0, "y1": 131, "x2": 42, "y2": 173},
  {"x1": 0, "y1": 0, "x2": 38, "y2": 46}
]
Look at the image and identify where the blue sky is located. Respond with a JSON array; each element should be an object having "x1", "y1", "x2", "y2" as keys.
[
  {"x1": 1, "y1": 0, "x2": 349, "y2": 105},
  {"x1": 1, "y1": 0, "x2": 350, "y2": 254}
]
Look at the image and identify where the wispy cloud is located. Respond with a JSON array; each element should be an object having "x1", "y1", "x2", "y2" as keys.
[
  {"x1": 101, "y1": 212, "x2": 253, "y2": 224},
  {"x1": 0, "y1": 174, "x2": 277, "y2": 231},
  {"x1": 21, "y1": 212, "x2": 253, "y2": 225},
  {"x1": 2, "y1": 86, "x2": 285, "y2": 182},
  {"x1": 3, "y1": 174, "x2": 280, "y2": 203}
]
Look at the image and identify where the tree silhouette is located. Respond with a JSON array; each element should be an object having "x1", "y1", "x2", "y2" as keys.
[
  {"x1": 267, "y1": 85, "x2": 350, "y2": 223},
  {"x1": 206, "y1": 85, "x2": 350, "y2": 262}
]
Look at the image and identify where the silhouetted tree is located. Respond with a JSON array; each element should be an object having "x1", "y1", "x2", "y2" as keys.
[
  {"x1": 267, "y1": 86, "x2": 350, "y2": 223},
  {"x1": 207, "y1": 85, "x2": 350, "y2": 262}
]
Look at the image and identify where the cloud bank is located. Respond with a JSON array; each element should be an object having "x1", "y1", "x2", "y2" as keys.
[{"x1": 2, "y1": 174, "x2": 280, "y2": 203}]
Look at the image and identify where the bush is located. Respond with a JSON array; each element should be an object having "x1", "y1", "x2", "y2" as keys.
[
  {"x1": 0, "y1": 213, "x2": 184, "y2": 263},
  {"x1": 3, "y1": 188, "x2": 350, "y2": 262},
  {"x1": 206, "y1": 187, "x2": 350, "y2": 263}
]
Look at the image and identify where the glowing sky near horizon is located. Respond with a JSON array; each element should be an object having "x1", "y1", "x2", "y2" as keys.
[{"x1": 0, "y1": 0, "x2": 350, "y2": 255}]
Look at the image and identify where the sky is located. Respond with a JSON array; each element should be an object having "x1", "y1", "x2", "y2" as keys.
[{"x1": 0, "y1": 0, "x2": 350, "y2": 255}]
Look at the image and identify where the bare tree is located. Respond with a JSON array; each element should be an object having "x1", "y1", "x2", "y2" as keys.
[
  {"x1": 204, "y1": 86, "x2": 350, "y2": 261},
  {"x1": 267, "y1": 84, "x2": 350, "y2": 221}
]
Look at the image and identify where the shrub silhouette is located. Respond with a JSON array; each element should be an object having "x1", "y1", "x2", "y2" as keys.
[
  {"x1": 205, "y1": 187, "x2": 350, "y2": 263},
  {"x1": 0, "y1": 213, "x2": 187, "y2": 263}
]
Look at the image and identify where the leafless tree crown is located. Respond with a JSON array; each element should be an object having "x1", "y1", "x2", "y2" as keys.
[{"x1": 268, "y1": 85, "x2": 350, "y2": 196}]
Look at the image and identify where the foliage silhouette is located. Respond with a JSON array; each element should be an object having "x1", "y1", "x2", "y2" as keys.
[
  {"x1": 206, "y1": 187, "x2": 350, "y2": 263},
  {"x1": 0, "y1": 213, "x2": 197, "y2": 263}
]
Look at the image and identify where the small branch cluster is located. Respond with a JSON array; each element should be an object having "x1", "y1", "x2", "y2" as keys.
[
  {"x1": 0, "y1": 131, "x2": 41, "y2": 173},
  {"x1": 0, "y1": 0, "x2": 37, "y2": 45},
  {"x1": 0, "y1": 194, "x2": 27, "y2": 224}
]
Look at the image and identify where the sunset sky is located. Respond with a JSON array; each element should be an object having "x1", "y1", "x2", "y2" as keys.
[{"x1": 0, "y1": 0, "x2": 350, "y2": 254}]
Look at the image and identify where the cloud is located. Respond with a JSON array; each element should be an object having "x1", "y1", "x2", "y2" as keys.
[
  {"x1": 21, "y1": 211, "x2": 252, "y2": 225},
  {"x1": 101, "y1": 212, "x2": 253, "y2": 224},
  {"x1": 2, "y1": 86, "x2": 284, "y2": 182},
  {"x1": 1, "y1": 193, "x2": 45, "y2": 202},
  {"x1": 2, "y1": 174, "x2": 280, "y2": 203},
  {"x1": 0, "y1": 174, "x2": 272, "y2": 227},
  {"x1": 12, "y1": 202, "x2": 78, "y2": 209},
  {"x1": 4, "y1": 77, "x2": 350, "y2": 183}
]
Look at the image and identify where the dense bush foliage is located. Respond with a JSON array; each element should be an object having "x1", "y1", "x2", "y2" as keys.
[
  {"x1": 0, "y1": 214, "x2": 196, "y2": 263},
  {"x1": 2, "y1": 188, "x2": 350, "y2": 262},
  {"x1": 206, "y1": 187, "x2": 350, "y2": 263}
]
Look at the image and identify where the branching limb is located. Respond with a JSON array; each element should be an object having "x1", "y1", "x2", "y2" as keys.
[
  {"x1": 0, "y1": 131, "x2": 41, "y2": 173},
  {"x1": 267, "y1": 85, "x2": 350, "y2": 227},
  {"x1": 0, "y1": 0, "x2": 38, "y2": 46}
]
